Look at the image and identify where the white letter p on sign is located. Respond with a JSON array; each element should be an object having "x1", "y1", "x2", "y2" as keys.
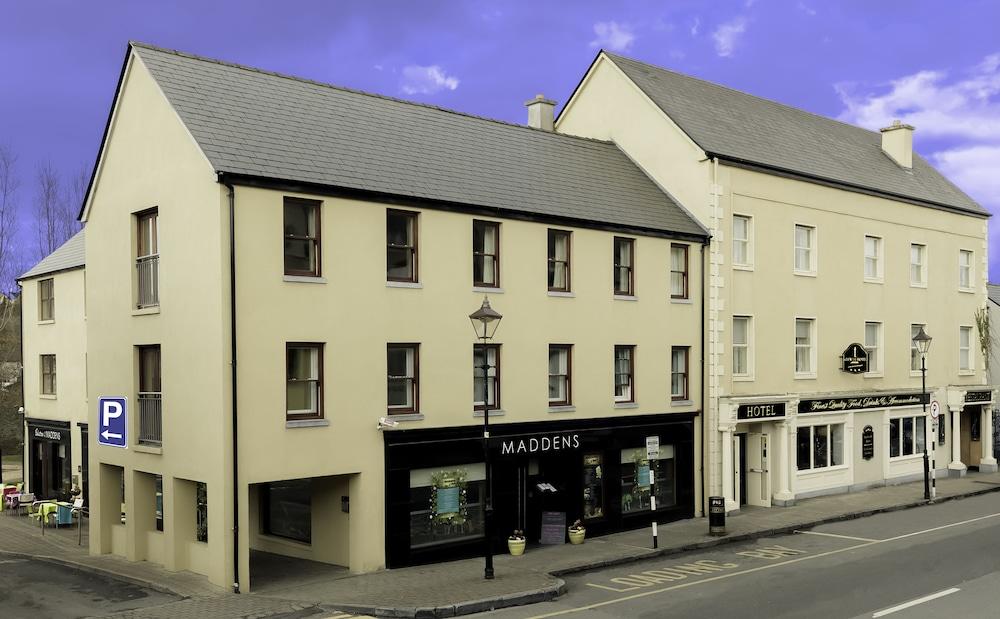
[{"x1": 102, "y1": 400, "x2": 123, "y2": 426}]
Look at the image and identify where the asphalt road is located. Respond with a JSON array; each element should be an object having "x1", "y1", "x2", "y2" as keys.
[
  {"x1": 0, "y1": 557, "x2": 178, "y2": 619},
  {"x1": 485, "y1": 491, "x2": 1000, "y2": 619}
]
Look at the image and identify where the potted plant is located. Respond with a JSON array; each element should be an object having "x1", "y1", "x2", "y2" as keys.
[
  {"x1": 568, "y1": 519, "x2": 586, "y2": 545},
  {"x1": 508, "y1": 529, "x2": 526, "y2": 555}
]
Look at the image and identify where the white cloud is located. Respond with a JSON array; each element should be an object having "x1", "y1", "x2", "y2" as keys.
[
  {"x1": 400, "y1": 65, "x2": 460, "y2": 95},
  {"x1": 712, "y1": 18, "x2": 747, "y2": 57},
  {"x1": 690, "y1": 17, "x2": 701, "y2": 36},
  {"x1": 797, "y1": 2, "x2": 816, "y2": 16},
  {"x1": 932, "y1": 145, "x2": 1000, "y2": 206},
  {"x1": 590, "y1": 21, "x2": 635, "y2": 52}
]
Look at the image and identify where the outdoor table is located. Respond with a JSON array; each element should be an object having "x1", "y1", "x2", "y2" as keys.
[
  {"x1": 55, "y1": 502, "x2": 74, "y2": 526},
  {"x1": 37, "y1": 501, "x2": 58, "y2": 526}
]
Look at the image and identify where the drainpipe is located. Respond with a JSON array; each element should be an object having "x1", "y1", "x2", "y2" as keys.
[
  {"x1": 700, "y1": 242, "x2": 707, "y2": 517},
  {"x1": 224, "y1": 178, "x2": 241, "y2": 594}
]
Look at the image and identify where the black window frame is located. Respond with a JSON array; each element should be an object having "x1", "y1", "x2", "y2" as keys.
[
  {"x1": 387, "y1": 209, "x2": 419, "y2": 283},
  {"x1": 548, "y1": 344, "x2": 573, "y2": 406},
  {"x1": 283, "y1": 197, "x2": 322, "y2": 277},
  {"x1": 387, "y1": 343, "x2": 420, "y2": 415},
  {"x1": 286, "y1": 342, "x2": 324, "y2": 420},
  {"x1": 472, "y1": 220, "x2": 500, "y2": 288},
  {"x1": 547, "y1": 229, "x2": 572, "y2": 292},
  {"x1": 38, "y1": 278, "x2": 54, "y2": 321},
  {"x1": 40, "y1": 354, "x2": 56, "y2": 396},
  {"x1": 671, "y1": 346, "x2": 689, "y2": 401},
  {"x1": 613, "y1": 237, "x2": 635, "y2": 296},
  {"x1": 473, "y1": 343, "x2": 501, "y2": 411},
  {"x1": 614, "y1": 345, "x2": 635, "y2": 403},
  {"x1": 670, "y1": 243, "x2": 689, "y2": 299}
]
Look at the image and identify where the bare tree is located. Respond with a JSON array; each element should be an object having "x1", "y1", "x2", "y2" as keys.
[
  {"x1": 33, "y1": 160, "x2": 79, "y2": 261},
  {"x1": 0, "y1": 145, "x2": 21, "y2": 297}
]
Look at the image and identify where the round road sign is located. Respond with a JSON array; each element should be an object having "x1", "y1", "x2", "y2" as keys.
[{"x1": 930, "y1": 400, "x2": 940, "y2": 420}]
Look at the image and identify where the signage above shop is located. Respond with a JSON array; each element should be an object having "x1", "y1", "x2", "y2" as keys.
[
  {"x1": 964, "y1": 390, "x2": 993, "y2": 403},
  {"x1": 32, "y1": 427, "x2": 65, "y2": 442},
  {"x1": 736, "y1": 402, "x2": 786, "y2": 420},
  {"x1": 798, "y1": 392, "x2": 929, "y2": 414},
  {"x1": 499, "y1": 433, "x2": 581, "y2": 456},
  {"x1": 840, "y1": 343, "x2": 869, "y2": 374}
]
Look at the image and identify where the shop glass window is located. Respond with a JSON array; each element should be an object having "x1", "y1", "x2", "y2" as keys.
[
  {"x1": 670, "y1": 244, "x2": 688, "y2": 299},
  {"x1": 547, "y1": 229, "x2": 571, "y2": 292},
  {"x1": 582, "y1": 453, "x2": 604, "y2": 520},
  {"x1": 196, "y1": 482, "x2": 208, "y2": 543},
  {"x1": 614, "y1": 345, "x2": 635, "y2": 403},
  {"x1": 548, "y1": 345, "x2": 572, "y2": 406},
  {"x1": 38, "y1": 278, "x2": 54, "y2": 321},
  {"x1": 472, "y1": 220, "x2": 500, "y2": 287},
  {"x1": 732, "y1": 215, "x2": 751, "y2": 267},
  {"x1": 795, "y1": 318, "x2": 814, "y2": 375},
  {"x1": 889, "y1": 415, "x2": 925, "y2": 458},
  {"x1": 671, "y1": 347, "x2": 689, "y2": 401},
  {"x1": 387, "y1": 344, "x2": 419, "y2": 414},
  {"x1": 864, "y1": 322, "x2": 881, "y2": 374},
  {"x1": 286, "y1": 343, "x2": 323, "y2": 420},
  {"x1": 959, "y1": 326, "x2": 972, "y2": 371},
  {"x1": 262, "y1": 479, "x2": 311, "y2": 544},
  {"x1": 910, "y1": 244, "x2": 926, "y2": 285},
  {"x1": 959, "y1": 250, "x2": 973, "y2": 289},
  {"x1": 473, "y1": 344, "x2": 500, "y2": 410},
  {"x1": 613, "y1": 237, "x2": 634, "y2": 296},
  {"x1": 40, "y1": 354, "x2": 57, "y2": 396},
  {"x1": 733, "y1": 316, "x2": 751, "y2": 377},
  {"x1": 794, "y1": 224, "x2": 815, "y2": 273},
  {"x1": 796, "y1": 424, "x2": 844, "y2": 471},
  {"x1": 155, "y1": 475, "x2": 163, "y2": 532},
  {"x1": 910, "y1": 324, "x2": 925, "y2": 372},
  {"x1": 283, "y1": 198, "x2": 321, "y2": 276},
  {"x1": 620, "y1": 445, "x2": 675, "y2": 514},
  {"x1": 387, "y1": 210, "x2": 418, "y2": 282},
  {"x1": 864, "y1": 235, "x2": 882, "y2": 280},
  {"x1": 409, "y1": 464, "x2": 485, "y2": 549}
]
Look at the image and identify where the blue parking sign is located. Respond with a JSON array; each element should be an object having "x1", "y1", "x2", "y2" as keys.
[{"x1": 98, "y1": 397, "x2": 128, "y2": 448}]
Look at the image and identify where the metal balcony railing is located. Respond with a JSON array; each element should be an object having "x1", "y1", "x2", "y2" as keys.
[
  {"x1": 138, "y1": 392, "x2": 162, "y2": 446},
  {"x1": 137, "y1": 255, "x2": 159, "y2": 308}
]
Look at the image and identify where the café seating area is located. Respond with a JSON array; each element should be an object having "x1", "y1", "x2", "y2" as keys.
[{"x1": 2, "y1": 484, "x2": 87, "y2": 541}]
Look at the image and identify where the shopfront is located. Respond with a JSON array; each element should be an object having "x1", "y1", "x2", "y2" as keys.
[
  {"x1": 25, "y1": 418, "x2": 72, "y2": 500},
  {"x1": 384, "y1": 413, "x2": 695, "y2": 568}
]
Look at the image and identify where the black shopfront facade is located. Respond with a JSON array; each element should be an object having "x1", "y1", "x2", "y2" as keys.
[
  {"x1": 25, "y1": 418, "x2": 72, "y2": 500},
  {"x1": 384, "y1": 413, "x2": 695, "y2": 568}
]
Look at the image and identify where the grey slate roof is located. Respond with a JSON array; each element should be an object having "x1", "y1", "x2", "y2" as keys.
[
  {"x1": 129, "y1": 43, "x2": 706, "y2": 238},
  {"x1": 988, "y1": 283, "x2": 1000, "y2": 306},
  {"x1": 19, "y1": 229, "x2": 86, "y2": 281},
  {"x1": 603, "y1": 53, "x2": 985, "y2": 216}
]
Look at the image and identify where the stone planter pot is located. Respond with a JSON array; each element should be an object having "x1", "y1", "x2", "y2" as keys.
[
  {"x1": 508, "y1": 538, "x2": 526, "y2": 555},
  {"x1": 568, "y1": 528, "x2": 586, "y2": 545}
]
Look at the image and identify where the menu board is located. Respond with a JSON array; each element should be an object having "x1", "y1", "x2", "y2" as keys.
[
  {"x1": 436, "y1": 486, "x2": 460, "y2": 515},
  {"x1": 540, "y1": 511, "x2": 566, "y2": 545}
]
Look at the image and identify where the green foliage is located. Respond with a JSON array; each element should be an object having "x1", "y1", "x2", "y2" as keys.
[{"x1": 975, "y1": 307, "x2": 991, "y2": 372}]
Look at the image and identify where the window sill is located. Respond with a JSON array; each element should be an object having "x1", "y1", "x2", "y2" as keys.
[
  {"x1": 37, "y1": 320, "x2": 54, "y2": 325},
  {"x1": 863, "y1": 278, "x2": 884, "y2": 285},
  {"x1": 613, "y1": 294, "x2": 637, "y2": 302},
  {"x1": 794, "y1": 373, "x2": 817, "y2": 380},
  {"x1": 670, "y1": 298, "x2": 693, "y2": 305},
  {"x1": 958, "y1": 287, "x2": 975, "y2": 294},
  {"x1": 386, "y1": 281, "x2": 423, "y2": 289},
  {"x1": 285, "y1": 419, "x2": 330, "y2": 429},
  {"x1": 135, "y1": 444, "x2": 162, "y2": 455},
  {"x1": 793, "y1": 270, "x2": 817, "y2": 278},
  {"x1": 388, "y1": 413, "x2": 425, "y2": 422},
  {"x1": 796, "y1": 464, "x2": 848, "y2": 476},
  {"x1": 283, "y1": 275, "x2": 327, "y2": 284},
  {"x1": 864, "y1": 372, "x2": 884, "y2": 379},
  {"x1": 613, "y1": 401, "x2": 638, "y2": 409},
  {"x1": 910, "y1": 282, "x2": 927, "y2": 289},
  {"x1": 548, "y1": 290, "x2": 575, "y2": 298},
  {"x1": 132, "y1": 306, "x2": 160, "y2": 316},
  {"x1": 548, "y1": 405, "x2": 576, "y2": 413},
  {"x1": 733, "y1": 375, "x2": 755, "y2": 382},
  {"x1": 473, "y1": 409, "x2": 504, "y2": 418},
  {"x1": 910, "y1": 371, "x2": 923, "y2": 378},
  {"x1": 39, "y1": 394, "x2": 56, "y2": 400},
  {"x1": 671, "y1": 399, "x2": 694, "y2": 407},
  {"x1": 473, "y1": 286, "x2": 503, "y2": 294},
  {"x1": 733, "y1": 263, "x2": 754, "y2": 272},
  {"x1": 889, "y1": 454, "x2": 924, "y2": 463},
  {"x1": 958, "y1": 370, "x2": 976, "y2": 376}
]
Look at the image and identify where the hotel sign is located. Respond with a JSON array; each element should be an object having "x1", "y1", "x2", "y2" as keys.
[
  {"x1": 841, "y1": 343, "x2": 869, "y2": 374},
  {"x1": 799, "y1": 392, "x2": 929, "y2": 414},
  {"x1": 965, "y1": 390, "x2": 993, "y2": 403},
  {"x1": 736, "y1": 402, "x2": 786, "y2": 420}
]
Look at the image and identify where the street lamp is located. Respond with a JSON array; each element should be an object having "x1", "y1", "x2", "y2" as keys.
[
  {"x1": 469, "y1": 296, "x2": 502, "y2": 580},
  {"x1": 913, "y1": 326, "x2": 933, "y2": 501}
]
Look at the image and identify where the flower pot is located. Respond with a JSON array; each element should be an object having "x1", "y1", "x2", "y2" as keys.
[
  {"x1": 568, "y1": 528, "x2": 586, "y2": 545},
  {"x1": 508, "y1": 538, "x2": 526, "y2": 556}
]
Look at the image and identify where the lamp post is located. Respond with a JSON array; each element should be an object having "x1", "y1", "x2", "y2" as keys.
[
  {"x1": 913, "y1": 326, "x2": 933, "y2": 501},
  {"x1": 469, "y1": 296, "x2": 502, "y2": 580}
]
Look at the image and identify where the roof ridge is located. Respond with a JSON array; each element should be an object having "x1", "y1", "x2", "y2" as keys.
[{"x1": 129, "y1": 40, "x2": 617, "y2": 148}]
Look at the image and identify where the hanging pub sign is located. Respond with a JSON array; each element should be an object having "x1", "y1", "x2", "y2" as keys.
[
  {"x1": 841, "y1": 343, "x2": 869, "y2": 374},
  {"x1": 861, "y1": 425, "x2": 875, "y2": 460},
  {"x1": 737, "y1": 402, "x2": 786, "y2": 420},
  {"x1": 965, "y1": 390, "x2": 993, "y2": 404},
  {"x1": 799, "y1": 391, "x2": 929, "y2": 414}
]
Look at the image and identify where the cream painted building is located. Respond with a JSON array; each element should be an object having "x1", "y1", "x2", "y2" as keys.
[
  {"x1": 80, "y1": 43, "x2": 708, "y2": 591},
  {"x1": 18, "y1": 230, "x2": 89, "y2": 504},
  {"x1": 558, "y1": 51, "x2": 995, "y2": 513}
]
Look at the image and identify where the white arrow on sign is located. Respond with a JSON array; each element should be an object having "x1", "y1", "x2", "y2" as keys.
[{"x1": 101, "y1": 430, "x2": 122, "y2": 441}]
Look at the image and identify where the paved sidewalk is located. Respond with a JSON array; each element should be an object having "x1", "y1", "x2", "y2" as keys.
[{"x1": 2, "y1": 470, "x2": 999, "y2": 618}]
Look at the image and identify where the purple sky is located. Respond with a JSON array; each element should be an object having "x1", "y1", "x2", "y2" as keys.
[{"x1": 4, "y1": 1, "x2": 999, "y2": 274}]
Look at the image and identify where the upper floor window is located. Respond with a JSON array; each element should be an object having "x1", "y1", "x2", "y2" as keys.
[
  {"x1": 472, "y1": 220, "x2": 500, "y2": 288},
  {"x1": 547, "y1": 229, "x2": 571, "y2": 292},
  {"x1": 38, "y1": 278, "x2": 54, "y2": 321},
  {"x1": 40, "y1": 354, "x2": 56, "y2": 396},
  {"x1": 387, "y1": 210, "x2": 418, "y2": 283},
  {"x1": 548, "y1": 344, "x2": 572, "y2": 406},
  {"x1": 865, "y1": 322, "x2": 882, "y2": 375},
  {"x1": 613, "y1": 237, "x2": 634, "y2": 296},
  {"x1": 732, "y1": 215, "x2": 752, "y2": 267},
  {"x1": 795, "y1": 318, "x2": 815, "y2": 376},
  {"x1": 286, "y1": 343, "x2": 323, "y2": 420},
  {"x1": 473, "y1": 344, "x2": 500, "y2": 411},
  {"x1": 864, "y1": 235, "x2": 883, "y2": 281},
  {"x1": 670, "y1": 244, "x2": 688, "y2": 299},
  {"x1": 794, "y1": 225, "x2": 815, "y2": 274},
  {"x1": 387, "y1": 344, "x2": 419, "y2": 414},
  {"x1": 614, "y1": 345, "x2": 635, "y2": 403},
  {"x1": 138, "y1": 345, "x2": 162, "y2": 446},
  {"x1": 283, "y1": 198, "x2": 321, "y2": 277},
  {"x1": 910, "y1": 244, "x2": 926, "y2": 286},
  {"x1": 959, "y1": 326, "x2": 973, "y2": 371},
  {"x1": 733, "y1": 316, "x2": 751, "y2": 378},
  {"x1": 959, "y1": 250, "x2": 973, "y2": 290},
  {"x1": 671, "y1": 347, "x2": 689, "y2": 401},
  {"x1": 910, "y1": 324, "x2": 925, "y2": 372},
  {"x1": 136, "y1": 209, "x2": 159, "y2": 308}
]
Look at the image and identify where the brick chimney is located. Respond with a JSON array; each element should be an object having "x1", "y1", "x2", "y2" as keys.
[
  {"x1": 880, "y1": 119, "x2": 915, "y2": 169},
  {"x1": 525, "y1": 94, "x2": 556, "y2": 131}
]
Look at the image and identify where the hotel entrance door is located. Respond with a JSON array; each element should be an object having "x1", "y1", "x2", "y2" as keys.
[{"x1": 746, "y1": 432, "x2": 771, "y2": 507}]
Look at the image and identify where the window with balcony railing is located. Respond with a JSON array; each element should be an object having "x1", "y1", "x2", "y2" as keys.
[
  {"x1": 138, "y1": 345, "x2": 162, "y2": 446},
  {"x1": 136, "y1": 209, "x2": 159, "y2": 308}
]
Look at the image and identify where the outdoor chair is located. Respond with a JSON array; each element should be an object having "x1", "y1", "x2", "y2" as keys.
[
  {"x1": 15, "y1": 493, "x2": 35, "y2": 516},
  {"x1": 71, "y1": 498, "x2": 88, "y2": 545}
]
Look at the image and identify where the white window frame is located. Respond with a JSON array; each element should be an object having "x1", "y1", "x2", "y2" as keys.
[
  {"x1": 910, "y1": 243, "x2": 927, "y2": 287},
  {"x1": 732, "y1": 315, "x2": 754, "y2": 380},
  {"x1": 796, "y1": 423, "x2": 846, "y2": 472},
  {"x1": 794, "y1": 317, "x2": 817, "y2": 379},
  {"x1": 910, "y1": 323, "x2": 926, "y2": 376},
  {"x1": 863, "y1": 235, "x2": 883, "y2": 282},
  {"x1": 732, "y1": 214, "x2": 753, "y2": 270},
  {"x1": 793, "y1": 224, "x2": 816, "y2": 276},
  {"x1": 888, "y1": 413, "x2": 926, "y2": 460},
  {"x1": 864, "y1": 321, "x2": 883, "y2": 377},
  {"x1": 959, "y1": 325, "x2": 974, "y2": 373},
  {"x1": 958, "y1": 249, "x2": 974, "y2": 292}
]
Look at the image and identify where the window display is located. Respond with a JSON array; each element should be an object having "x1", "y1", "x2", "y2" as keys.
[
  {"x1": 620, "y1": 444, "x2": 675, "y2": 514},
  {"x1": 582, "y1": 453, "x2": 604, "y2": 520},
  {"x1": 409, "y1": 464, "x2": 485, "y2": 549}
]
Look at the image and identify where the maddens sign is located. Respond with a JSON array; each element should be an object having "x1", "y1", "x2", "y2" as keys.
[{"x1": 499, "y1": 433, "x2": 581, "y2": 456}]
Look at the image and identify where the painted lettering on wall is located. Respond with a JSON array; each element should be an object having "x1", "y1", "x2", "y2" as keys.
[
  {"x1": 32, "y1": 428, "x2": 63, "y2": 441},
  {"x1": 500, "y1": 434, "x2": 581, "y2": 455},
  {"x1": 798, "y1": 392, "x2": 929, "y2": 414}
]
